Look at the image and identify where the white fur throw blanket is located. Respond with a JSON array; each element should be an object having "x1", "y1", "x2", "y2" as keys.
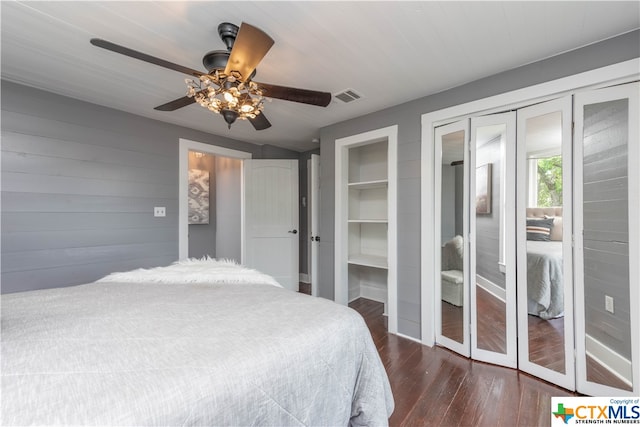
[{"x1": 97, "y1": 257, "x2": 282, "y2": 288}]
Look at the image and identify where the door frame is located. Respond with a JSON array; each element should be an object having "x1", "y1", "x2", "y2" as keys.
[
  {"x1": 309, "y1": 153, "x2": 320, "y2": 297},
  {"x1": 421, "y1": 58, "x2": 640, "y2": 346},
  {"x1": 178, "y1": 138, "x2": 252, "y2": 260}
]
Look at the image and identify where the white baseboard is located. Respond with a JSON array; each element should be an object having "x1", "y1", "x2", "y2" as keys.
[
  {"x1": 397, "y1": 332, "x2": 423, "y2": 344},
  {"x1": 476, "y1": 274, "x2": 506, "y2": 302},
  {"x1": 299, "y1": 273, "x2": 310, "y2": 284},
  {"x1": 585, "y1": 334, "x2": 633, "y2": 387}
]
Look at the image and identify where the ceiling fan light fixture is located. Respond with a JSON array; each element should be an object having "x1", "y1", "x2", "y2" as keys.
[{"x1": 185, "y1": 70, "x2": 265, "y2": 128}]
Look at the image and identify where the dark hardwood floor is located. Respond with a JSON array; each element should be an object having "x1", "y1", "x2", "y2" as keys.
[
  {"x1": 348, "y1": 297, "x2": 575, "y2": 426},
  {"x1": 298, "y1": 283, "x2": 631, "y2": 424}
]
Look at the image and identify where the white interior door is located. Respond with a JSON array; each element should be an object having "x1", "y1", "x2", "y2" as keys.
[
  {"x1": 309, "y1": 154, "x2": 320, "y2": 297},
  {"x1": 244, "y1": 159, "x2": 299, "y2": 291}
]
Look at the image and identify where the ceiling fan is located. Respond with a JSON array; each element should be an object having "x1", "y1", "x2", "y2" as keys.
[{"x1": 90, "y1": 22, "x2": 332, "y2": 130}]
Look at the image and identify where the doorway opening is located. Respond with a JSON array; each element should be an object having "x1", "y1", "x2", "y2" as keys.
[{"x1": 178, "y1": 138, "x2": 251, "y2": 261}]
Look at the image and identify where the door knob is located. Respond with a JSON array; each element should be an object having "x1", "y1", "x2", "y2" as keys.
[{"x1": 288, "y1": 229, "x2": 298, "y2": 234}]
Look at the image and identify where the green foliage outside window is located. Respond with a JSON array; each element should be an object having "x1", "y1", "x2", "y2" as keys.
[{"x1": 537, "y1": 156, "x2": 562, "y2": 207}]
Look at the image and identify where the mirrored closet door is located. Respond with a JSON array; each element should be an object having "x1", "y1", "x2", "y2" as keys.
[
  {"x1": 516, "y1": 96, "x2": 575, "y2": 390},
  {"x1": 470, "y1": 113, "x2": 517, "y2": 368},
  {"x1": 435, "y1": 119, "x2": 470, "y2": 357},
  {"x1": 574, "y1": 83, "x2": 639, "y2": 397}
]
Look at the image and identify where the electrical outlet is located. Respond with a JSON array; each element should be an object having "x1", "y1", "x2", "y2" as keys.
[
  {"x1": 154, "y1": 207, "x2": 166, "y2": 217},
  {"x1": 605, "y1": 295, "x2": 614, "y2": 314}
]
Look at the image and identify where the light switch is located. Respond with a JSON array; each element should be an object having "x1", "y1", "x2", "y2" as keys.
[{"x1": 154, "y1": 207, "x2": 166, "y2": 217}]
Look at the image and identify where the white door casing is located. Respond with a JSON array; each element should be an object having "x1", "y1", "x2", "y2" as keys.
[
  {"x1": 244, "y1": 159, "x2": 299, "y2": 291},
  {"x1": 309, "y1": 153, "x2": 320, "y2": 297}
]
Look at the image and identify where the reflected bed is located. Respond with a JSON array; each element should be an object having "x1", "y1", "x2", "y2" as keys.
[
  {"x1": 526, "y1": 207, "x2": 564, "y2": 320},
  {"x1": 527, "y1": 241, "x2": 564, "y2": 319}
]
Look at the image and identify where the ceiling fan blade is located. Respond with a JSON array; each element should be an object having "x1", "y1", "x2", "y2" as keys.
[
  {"x1": 249, "y1": 113, "x2": 272, "y2": 131},
  {"x1": 154, "y1": 95, "x2": 197, "y2": 111},
  {"x1": 90, "y1": 38, "x2": 204, "y2": 78},
  {"x1": 224, "y1": 23, "x2": 274, "y2": 81},
  {"x1": 255, "y1": 82, "x2": 332, "y2": 107}
]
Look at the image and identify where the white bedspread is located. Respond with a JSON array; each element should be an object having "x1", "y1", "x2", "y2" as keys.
[
  {"x1": 1, "y1": 269, "x2": 393, "y2": 425},
  {"x1": 526, "y1": 241, "x2": 564, "y2": 319},
  {"x1": 97, "y1": 257, "x2": 282, "y2": 287}
]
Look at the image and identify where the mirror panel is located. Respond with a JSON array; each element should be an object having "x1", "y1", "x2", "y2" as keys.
[{"x1": 436, "y1": 120, "x2": 469, "y2": 355}]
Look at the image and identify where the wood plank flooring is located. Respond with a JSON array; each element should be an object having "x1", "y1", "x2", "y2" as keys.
[
  {"x1": 348, "y1": 298, "x2": 576, "y2": 426},
  {"x1": 297, "y1": 284, "x2": 631, "y2": 424}
]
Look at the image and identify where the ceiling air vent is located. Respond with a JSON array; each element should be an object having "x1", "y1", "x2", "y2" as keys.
[{"x1": 334, "y1": 89, "x2": 362, "y2": 103}]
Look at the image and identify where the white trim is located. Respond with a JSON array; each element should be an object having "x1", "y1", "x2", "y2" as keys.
[
  {"x1": 299, "y1": 273, "x2": 310, "y2": 284},
  {"x1": 178, "y1": 138, "x2": 252, "y2": 261},
  {"x1": 585, "y1": 334, "x2": 633, "y2": 388},
  {"x1": 476, "y1": 275, "x2": 505, "y2": 302},
  {"x1": 421, "y1": 59, "x2": 639, "y2": 347},
  {"x1": 335, "y1": 125, "x2": 398, "y2": 334}
]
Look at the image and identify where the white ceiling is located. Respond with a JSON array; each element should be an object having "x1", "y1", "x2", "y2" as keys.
[{"x1": 2, "y1": 1, "x2": 638, "y2": 152}]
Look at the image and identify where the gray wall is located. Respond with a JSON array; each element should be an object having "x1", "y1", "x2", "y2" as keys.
[
  {"x1": 1, "y1": 80, "x2": 300, "y2": 293},
  {"x1": 319, "y1": 30, "x2": 640, "y2": 339}
]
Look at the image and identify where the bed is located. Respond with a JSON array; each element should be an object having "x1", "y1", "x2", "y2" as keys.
[
  {"x1": 1, "y1": 258, "x2": 394, "y2": 426},
  {"x1": 526, "y1": 207, "x2": 564, "y2": 320}
]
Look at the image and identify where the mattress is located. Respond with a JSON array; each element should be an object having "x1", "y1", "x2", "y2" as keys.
[{"x1": 1, "y1": 259, "x2": 394, "y2": 426}]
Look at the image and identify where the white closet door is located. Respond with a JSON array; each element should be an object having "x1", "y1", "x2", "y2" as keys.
[
  {"x1": 435, "y1": 119, "x2": 470, "y2": 357},
  {"x1": 470, "y1": 112, "x2": 517, "y2": 368},
  {"x1": 516, "y1": 96, "x2": 575, "y2": 390},
  {"x1": 574, "y1": 82, "x2": 639, "y2": 396}
]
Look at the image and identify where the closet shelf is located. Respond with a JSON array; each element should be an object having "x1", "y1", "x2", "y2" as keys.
[
  {"x1": 348, "y1": 254, "x2": 388, "y2": 269},
  {"x1": 348, "y1": 219, "x2": 388, "y2": 223},
  {"x1": 348, "y1": 179, "x2": 388, "y2": 190}
]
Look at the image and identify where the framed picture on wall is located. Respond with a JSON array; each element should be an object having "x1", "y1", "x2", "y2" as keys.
[
  {"x1": 188, "y1": 169, "x2": 210, "y2": 224},
  {"x1": 476, "y1": 163, "x2": 492, "y2": 214}
]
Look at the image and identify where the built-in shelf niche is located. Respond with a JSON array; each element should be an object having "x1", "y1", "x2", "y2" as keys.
[{"x1": 335, "y1": 125, "x2": 398, "y2": 334}]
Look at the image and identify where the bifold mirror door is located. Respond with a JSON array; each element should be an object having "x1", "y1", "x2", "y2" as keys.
[
  {"x1": 516, "y1": 96, "x2": 575, "y2": 390},
  {"x1": 435, "y1": 119, "x2": 470, "y2": 357},
  {"x1": 574, "y1": 82, "x2": 639, "y2": 396},
  {"x1": 470, "y1": 112, "x2": 517, "y2": 368}
]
